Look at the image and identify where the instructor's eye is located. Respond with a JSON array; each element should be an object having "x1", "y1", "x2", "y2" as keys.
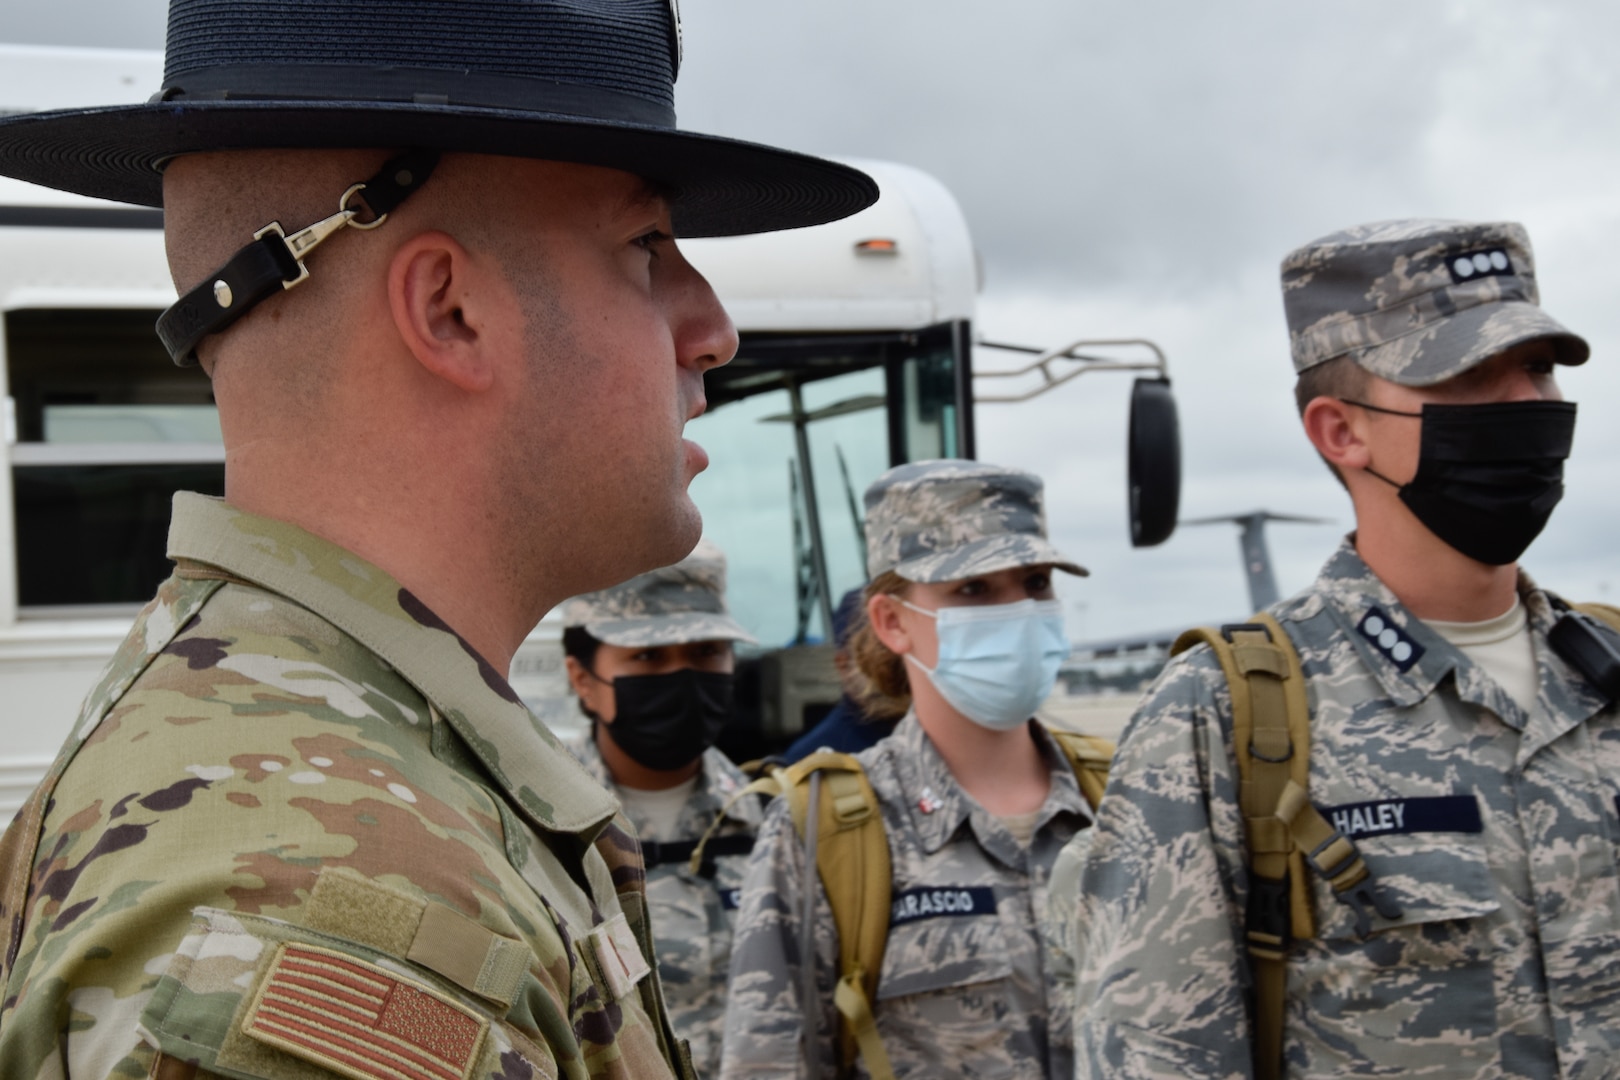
[{"x1": 633, "y1": 229, "x2": 671, "y2": 254}]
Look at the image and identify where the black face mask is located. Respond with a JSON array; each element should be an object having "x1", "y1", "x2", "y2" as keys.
[
  {"x1": 1351, "y1": 398, "x2": 1577, "y2": 566},
  {"x1": 601, "y1": 668, "x2": 734, "y2": 772}
]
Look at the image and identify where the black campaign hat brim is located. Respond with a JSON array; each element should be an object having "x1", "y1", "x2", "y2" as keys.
[{"x1": 0, "y1": 101, "x2": 878, "y2": 238}]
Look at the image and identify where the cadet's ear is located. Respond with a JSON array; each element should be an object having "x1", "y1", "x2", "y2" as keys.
[
  {"x1": 563, "y1": 655, "x2": 594, "y2": 699},
  {"x1": 1302, "y1": 396, "x2": 1372, "y2": 473},
  {"x1": 867, "y1": 593, "x2": 913, "y2": 656},
  {"x1": 387, "y1": 230, "x2": 500, "y2": 393}
]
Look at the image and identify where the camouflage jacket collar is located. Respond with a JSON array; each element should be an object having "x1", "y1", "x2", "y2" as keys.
[
  {"x1": 166, "y1": 493, "x2": 619, "y2": 838},
  {"x1": 1298, "y1": 539, "x2": 1609, "y2": 744},
  {"x1": 567, "y1": 729, "x2": 762, "y2": 830},
  {"x1": 885, "y1": 712, "x2": 1089, "y2": 867}
]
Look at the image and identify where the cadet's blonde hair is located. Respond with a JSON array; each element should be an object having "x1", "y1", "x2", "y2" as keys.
[{"x1": 848, "y1": 571, "x2": 913, "y2": 721}]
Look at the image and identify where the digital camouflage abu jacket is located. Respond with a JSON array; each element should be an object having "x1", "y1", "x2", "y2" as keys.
[
  {"x1": 1068, "y1": 540, "x2": 1620, "y2": 1079},
  {"x1": 720, "y1": 713, "x2": 1091, "y2": 1080},
  {"x1": 566, "y1": 735, "x2": 760, "y2": 1078},
  {"x1": 0, "y1": 493, "x2": 691, "y2": 1080}
]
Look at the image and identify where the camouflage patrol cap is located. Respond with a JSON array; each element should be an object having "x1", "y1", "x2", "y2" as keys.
[
  {"x1": 562, "y1": 539, "x2": 757, "y2": 648},
  {"x1": 865, "y1": 459, "x2": 1086, "y2": 584},
  {"x1": 1281, "y1": 219, "x2": 1589, "y2": 387}
]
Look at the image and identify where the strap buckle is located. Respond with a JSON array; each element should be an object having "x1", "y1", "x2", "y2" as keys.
[
  {"x1": 1244, "y1": 874, "x2": 1291, "y2": 961},
  {"x1": 255, "y1": 182, "x2": 394, "y2": 291},
  {"x1": 1334, "y1": 879, "x2": 1404, "y2": 940},
  {"x1": 156, "y1": 150, "x2": 440, "y2": 366},
  {"x1": 1301, "y1": 832, "x2": 1403, "y2": 938}
]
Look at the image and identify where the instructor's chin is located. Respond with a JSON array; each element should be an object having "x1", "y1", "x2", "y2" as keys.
[{"x1": 663, "y1": 497, "x2": 704, "y2": 563}]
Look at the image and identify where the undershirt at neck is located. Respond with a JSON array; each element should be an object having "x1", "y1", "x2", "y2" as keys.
[
  {"x1": 999, "y1": 808, "x2": 1041, "y2": 848},
  {"x1": 615, "y1": 774, "x2": 700, "y2": 844},
  {"x1": 1428, "y1": 598, "x2": 1537, "y2": 718}
]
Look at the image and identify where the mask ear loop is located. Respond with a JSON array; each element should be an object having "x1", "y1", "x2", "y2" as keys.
[
  {"x1": 574, "y1": 663, "x2": 613, "y2": 724},
  {"x1": 1340, "y1": 399, "x2": 1420, "y2": 489},
  {"x1": 897, "y1": 599, "x2": 940, "y2": 620},
  {"x1": 1340, "y1": 398, "x2": 1422, "y2": 419}
]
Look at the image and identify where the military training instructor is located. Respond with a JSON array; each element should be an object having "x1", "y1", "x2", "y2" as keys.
[{"x1": 0, "y1": 1, "x2": 875, "y2": 1077}]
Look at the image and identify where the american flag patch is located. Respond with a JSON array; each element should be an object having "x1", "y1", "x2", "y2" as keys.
[{"x1": 243, "y1": 943, "x2": 487, "y2": 1080}]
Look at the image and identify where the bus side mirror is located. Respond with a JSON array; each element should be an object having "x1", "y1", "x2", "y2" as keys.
[{"x1": 1128, "y1": 377, "x2": 1180, "y2": 547}]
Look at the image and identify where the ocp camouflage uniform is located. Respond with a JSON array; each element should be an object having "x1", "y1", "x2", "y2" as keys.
[
  {"x1": 0, "y1": 494, "x2": 690, "y2": 1080},
  {"x1": 566, "y1": 734, "x2": 760, "y2": 1078},
  {"x1": 720, "y1": 712, "x2": 1092, "y2": 1080},
  {"x1": 1069, "y1": 540, "x2": 1620, "y2": 1078}
]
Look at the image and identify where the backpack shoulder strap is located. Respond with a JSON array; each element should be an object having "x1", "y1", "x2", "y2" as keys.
[
  {"x1": 707, "y1": 752, "x2": 893, "y2": 1080},
  {"x1": 1172, "y1": 613, "x2": 1400, "y2": 1080},
  {"x1": 1044, "y1": 728, "x2": 1115, "y2": 810},
  {"x1": 1171, "y1": 614, "x2": 1310, "y2": 1080}
]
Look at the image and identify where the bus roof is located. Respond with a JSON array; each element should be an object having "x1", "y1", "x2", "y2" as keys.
[{"x1": 0, "y1": 45, "x2": 977, "y2": 333}]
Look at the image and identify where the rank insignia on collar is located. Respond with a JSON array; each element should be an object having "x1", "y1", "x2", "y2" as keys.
[
  {"x1": 1357, "y1": 605, "x2": 1425, "y2": 673},
  {"x1": 918, "y1": 786, "x2": 942, "y2": 814}
]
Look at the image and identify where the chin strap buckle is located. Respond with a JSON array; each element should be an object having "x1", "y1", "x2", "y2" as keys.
[{"x1": 157, "y1": 149, "x2": 440, "y2": 367}]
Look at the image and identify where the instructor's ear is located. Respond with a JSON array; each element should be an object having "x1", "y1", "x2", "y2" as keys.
[
  {"x1": 387, "y1": 231, "x2": 504, "y2": 393},
  {"x1": 1302, "y1": 396, "x2": 1372, "y2": 474}
]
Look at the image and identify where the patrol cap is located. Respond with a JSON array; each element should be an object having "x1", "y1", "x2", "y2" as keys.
[
  {"x1": 562, "y1": 539, "x2": 756, "y2": 648},
  {"x1": 864, "y1": 459, "x2": 1086, "y2": 584},
  {"x1": 1281, "y1": 219, "x2": 1589, "y2": 387}
]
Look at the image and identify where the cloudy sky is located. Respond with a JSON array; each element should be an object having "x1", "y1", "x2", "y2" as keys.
[{"x1": 10, "y1": 0, "x2": 1619, "y2": 643}]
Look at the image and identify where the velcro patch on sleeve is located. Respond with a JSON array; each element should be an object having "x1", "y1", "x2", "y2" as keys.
[
  {"x1": 243, "y1": 942, "x2": 488, "y2": 1080},
  {"x1": 587, "y1": 913, "x2": 651, "y2": 1001}
]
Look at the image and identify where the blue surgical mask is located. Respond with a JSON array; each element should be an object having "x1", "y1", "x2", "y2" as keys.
[{"x1": 901, "y1": 598, "x2": 1069, "y2": 731}]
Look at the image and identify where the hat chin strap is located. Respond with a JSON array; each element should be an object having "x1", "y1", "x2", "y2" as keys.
[{"x1": 156, "y1": 148, "x2": 441, "y2": 367}]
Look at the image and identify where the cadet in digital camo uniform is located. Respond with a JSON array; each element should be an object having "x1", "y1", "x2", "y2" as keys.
[
  {"x1": 1067, "y1": 220, "x2": 1620, "y2": 1079},
  {"x1": 0, "y1": 1, "x2": 876, "y2": 1077},
  {"x1": 720, "y1": 460, "x2": 1097, "y2": 1080},
  {"x1": 560, "y1": 540, "x2": 763, "y2": 1078}
]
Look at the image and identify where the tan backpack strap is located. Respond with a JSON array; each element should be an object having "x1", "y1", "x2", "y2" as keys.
[
  {"x1": 1245, "y1": 613, "x2": 1316, "y2": 942},
  {"x1": 778, "y1": 752, "x2": 895, "y2": 1080},
  {"x1": 1177, "y1": 614, "x2": 1401, "y2": 1080},
  {"x1": 1045, "y1": 728, "x2": 1116, "y2": 810},
  {"x1": 833, "y1": 971, "x2": 895, "y2": 1080},
  {"x1": 686, "y1": 775, "x2": 782, "y2": 876},
  {"x1": 1173, "y1": 621, "x2": 1293, "y2": 1080}
]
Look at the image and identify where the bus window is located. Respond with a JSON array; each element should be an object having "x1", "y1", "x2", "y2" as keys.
[
  {"x1": 892, "y1": 324, "x2": 972, "y2": 463},
  {"x1": 5, "y1": 307, "x2": 223, "y2": 609},
  {"x1": 691, "y1": 322, "x2": 969, "y2": 649}
]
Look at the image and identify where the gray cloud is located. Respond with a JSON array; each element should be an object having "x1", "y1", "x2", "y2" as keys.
[
  {"x1": 10, "y1": 0, "x2": 1617, "y2": 635},
  {"x1": 674, "y1": 0, "x2": 1619, "y2": 293}
]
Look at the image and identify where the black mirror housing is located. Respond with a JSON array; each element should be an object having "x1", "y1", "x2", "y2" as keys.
[{"x1": 1128, "y1": 377, "x2": 1181, "y2": 547}]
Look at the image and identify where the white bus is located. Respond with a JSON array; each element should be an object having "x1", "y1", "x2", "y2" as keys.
[{"x1": 0, "y1": 45, "x2": 1180, "y2": 822}]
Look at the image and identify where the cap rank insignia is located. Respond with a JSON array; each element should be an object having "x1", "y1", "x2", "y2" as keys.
[{"x1": 1445, "y1": 246, "x2": 1513, "y2": 284}]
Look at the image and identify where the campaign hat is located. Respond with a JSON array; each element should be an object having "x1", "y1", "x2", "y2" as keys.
[
  {"x1": 562, "y1": 539, "x2": 756, "y2": 648},
  {"x1": 0, "y1": 0, "x2": 877, "y2": 238},
  {"x1": 1281, "y1": 219, "x2": 1588, "y2": 386},
  {"x1": 864, "y1": 459, "x2": 1086, "y2": 585}
]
